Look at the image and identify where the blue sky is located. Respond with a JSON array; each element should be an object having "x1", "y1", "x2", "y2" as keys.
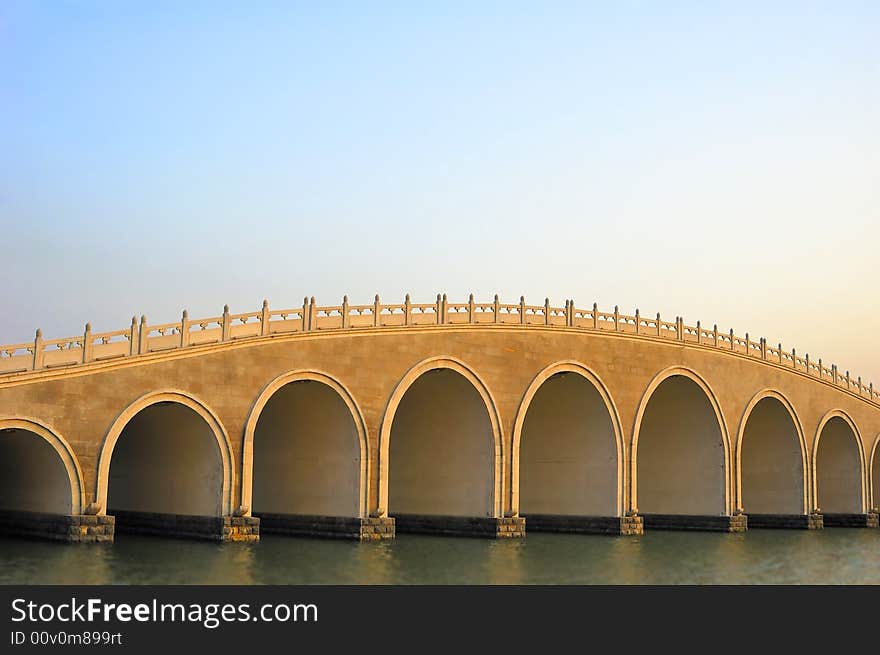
[{"x1": 1, "y1": 2, "x2": 878, "y2": 381}]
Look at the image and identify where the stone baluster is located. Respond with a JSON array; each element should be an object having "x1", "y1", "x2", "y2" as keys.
[
  {"x1": 260, "y1": 299, "x2": 270, "y2": 335},
  {"x1": 592, "y1": 303, "x2": 599, "y2": 330},
  {"x1": 656, "y1": 313, "x2": 662, "y2": 337},
  {"x1": 180, "y1": 310, "x2": 189, "y2": 347},
  {"x1": 520, "y1": 296, "x2": 526, "y2": 325},
  {"x1": 404, "y1": 294, "x2": 412, "y2": 326},
  {"x1": 221, "y1": 305, "x2": 231, "y2": 341},
  {"x1": 373, "y1": 295, "x2": 381, "y2": 327},
  {"x1": 138, "y1": 316, "x2": 148, "y2": 353},
  {"x1": 494, "y1": 294, "x2": 501, "y2": 324},
  {"x1": 468, "y1": 294, "x2": 475, "y2": 323},
  {"x1": 341, "y1": 295, "x2": 350, "y2": 329},
  {"x1": 696, "y1": 320, "x2": 701, "y2": 344},
  {"x1": 82, "y1": 323, "x2": 93, "y2": 363},
  {"x1": 129, "y1": 317, "x2": 138, "y2": 355},
  {"x1": 32, "y1": 329, "x2": 43, "y2": 370},
  {"x1": 613, "y1": 305, "x2": 620, "y2": 332}
]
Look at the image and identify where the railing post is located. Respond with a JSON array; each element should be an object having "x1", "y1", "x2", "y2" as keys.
[
  {"x1": 373, "y1": 295, "x2": 381, "y2": 327},
  {"x1": 695, "y1": 320, "x2": 701, "y2": 344},
  {"x1": 778, "y1": 343, "x2": 783, "y2": 364},
  {"x1": 441, "y1": 294, "x2": 448, "y2": 324},
  {"x1": 404, "y1": 294, "x2": 412, "y2": 326},
  {"x1": 678, "y1": 318, "x2": 685, "y2": 342},
  {"x1": 138, "y1": 316, "x2": 148, "y2": 354},
  {"x1": 805, "y1": 353, "x2": 810, "y2": 374},
  {"x1": 857, "y1": 376, "x2": 862, "y2": 396},
  {"x1": 818, "y1": 358, "x2": 823, "y2": 378},
  {"x1": 761, "y1": 338, "x2": 767, "y2": 360},
  {"x1": 714, "y1": 324, "x2": 719, "y2": 347},
  {"x1": 261, "y1": 299, "x2": 270, "y2": 335},
  {"x1": 656, "y1": 313, "x2": 662, "y2": 337},
  {"x1": 870, "y1": 382, "x2": 874, "y2": 398},
  {"x1": 82, "y1": 323, "x2": 93, "y2": 363},
  {"x1": 129, "y1": 316, "x2": 138, "y2": 355},
  {"x1": 468, "y1": 294, "x2": 475, "y2": 324},
  {"x1": 544, "y1": 298, "x2": 551, "y2": 326},
  {"x1": 436, "y1": 294, "x2": 443, "y2": 325},
  {"x1": 341, "y1": 295, "x2": 349, "y2": 329},
  {"x1": 846, "y1": 370, "x2": 850, "y2": 388},
  {"x1": 520, "y1": 296, "x2": 526, "y2": 325},
  {"x1": 494, "y1": 294, "x2": 500, "y2": 324},
  {"x1": 222, "y1": 305, "x2": 231, "y2": 341},
  {"x1": 744, "y1": 332, "x2": 749, "y2": 354},
  {"x1": 729, "y1": 329, "x2": 734, "y2": 350},
  {"x1": 832, "y1": 364, "x2": 838, "y2": 384},
  {"x1": 592, "y1": 303, "x2": 598, "y2": 330},
  {"x1": 791, "y1": 348, "x2": 796, "y2": 368},
  {"x1": 308, "y1": 297, "x2": 316, "y2": 331},
  {"x1": 180, "y1": 310, "x2": 189, "y2": 347},
  {"x1": 635, "y1": 308, "x2": 641, "y2": 334},
  {"x1": 32, "y1": 329, "x2": 43, "y2": 370},
  {"x1": 614, "y1": 305, "x2": 620, "y2": 332}
]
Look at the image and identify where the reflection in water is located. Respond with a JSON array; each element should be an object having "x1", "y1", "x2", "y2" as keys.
[{"x1": 1, "y1": 530, "x2": 879, "y2": 585}]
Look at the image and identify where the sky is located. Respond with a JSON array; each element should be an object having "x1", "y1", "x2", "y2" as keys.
[{"x1": 1, "y1": 2, "x2": 878, "y2": 383}]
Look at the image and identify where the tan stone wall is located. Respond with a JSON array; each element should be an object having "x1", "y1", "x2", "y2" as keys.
[{"x1": 1, "y1": 324, "x2": 879, "y2": 518}]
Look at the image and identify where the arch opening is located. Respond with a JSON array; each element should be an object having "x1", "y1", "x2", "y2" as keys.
[
  {"x1": 0, "y1": 428, "x2": 73, "y2": 516},
  {"x1": 815, "y1": 416, "x2": 862, "y2": 515},
  {"x1": 107, "y1": 402, "x2": 224, "y2": 520},
  {"x1": 388, "y1": 368, "x2": 495, "y2": 518},
  {"x1": 635, "y1": 374, "x2": 726, "y2": 516},
  {"x1": 740, "y1": 396, "x2": 805, "y2": 515},
  {"x1": 519, "y1": 371, "x2": 618, "y2": 517},
  {"x1": 252, "y1": 380, "x2": 361, "y2": 518}
]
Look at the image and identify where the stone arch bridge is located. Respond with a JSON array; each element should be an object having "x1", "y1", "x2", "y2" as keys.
[{"x1": 1, "y1": 294, "x2": 878, "y2": 542}]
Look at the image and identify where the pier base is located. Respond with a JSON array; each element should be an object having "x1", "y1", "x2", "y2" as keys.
[
  {"x1": 393, "y1": 514, "x2": 525, "y2": 538},
  {"x1": 822, "y1": 513, "x2": 879, "y2": 528},
  {"x1": 642, "y1": 513, "x2": 748, "y2": 532},
  {"x1": 0, "y1": 510, "x2": 115, "y2": 543},
  {"x1": 256, "y1": 513, "x2": 395, "y2": 541},
  {"x1": 524, "y1": 514, "x2": 643, "y2": 536},
  {"x1": 110, "y1": 510, "x2": 259, "y2": 542},
  {"x1": 746, "y1": 513, "x2": 823, "y2": 530}
]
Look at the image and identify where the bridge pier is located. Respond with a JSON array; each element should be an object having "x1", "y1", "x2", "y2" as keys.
[
  {"x1": 641, "y1": 514, "x2": 748, "y2": 533},
  {"x1": 110, "y1": 510, "x2": 259, "y2": 542},
  {"x1": 821, "y1": 513, "x2": 879, "y2": 528},
  {"x1": 746, "y1": 514, "x2": 823, "y2": 529},
  {"x1": 0, "y1": 510, "x2": 115, "y2": 543},
  {"x1": 255, "y1": 513, "x2": 395, "y2": 540},
  {"x1": 522, "y1": 514, "x2": 644, "y2": 536},
  {"x1": 392, "y1": 515, "x2": 526, "y2": 538}
]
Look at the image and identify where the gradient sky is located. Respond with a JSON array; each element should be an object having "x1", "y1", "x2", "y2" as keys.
[{"x1": 1, "y1": 2, "x2": 878, "y2": 383}]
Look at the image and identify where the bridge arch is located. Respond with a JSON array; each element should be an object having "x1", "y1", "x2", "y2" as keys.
[
  {"x1": 631, "y1": 366, "x2": 731, "y2": 516},
  {"x1": 812, "y1": 410, "x2": 866, "y2": 514},
  {"x1": 0, "y1": 417, "x2": 85, "y2": 516},
  {"x1": 735, "y1": 389, "x2": 808, "y2": 515},
  {"x1": 872, "y1": 434, "x2": 880, "y2": 512},
  {"x1": 96, "y1": 390, "x2": 234, "y2": 517},
  {"x1": 511, "y1": 361, "x2": 623, "y2": 517},
  {"x1": 378, "y1": 356, "x2": 503, "y2": 518},
  {"x1": 241, "y1": 370, "x2": 369, "y2": 518}
]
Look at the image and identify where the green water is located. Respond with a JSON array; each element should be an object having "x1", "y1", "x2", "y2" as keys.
[{"x1": 2, "y1": 529, "x2": 879, "y2": 584}]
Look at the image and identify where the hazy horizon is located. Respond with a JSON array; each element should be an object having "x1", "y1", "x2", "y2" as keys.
[{"x1": 1, "y1": 2, "x2": 878, "y2": 383}]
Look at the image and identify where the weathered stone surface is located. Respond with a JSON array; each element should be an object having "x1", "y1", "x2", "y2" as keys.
[
  {"x1": 641, "y1": 513, "x2": 748, "y2": 533},
  {"x1": 0, "y1": 510, "x2": 115, "y2": 543},
  {"x1": 256, "y1": 513, "x2": 393, "y2": 540},
  {"x1": 524, "y1": 514, "x2": 644, "y2": 536},
  {"x1": 393, "y1": 514, "x2": 525, "y2": 538},
  {"x1": 747, "y1": 513, "x2": 823, "y2": 530},
  {"x1": 822, "y1": 513, "x2": 879, "y2": 528}
]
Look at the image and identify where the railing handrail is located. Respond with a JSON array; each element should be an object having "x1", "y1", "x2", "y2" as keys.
[{"x1": 1, "y1": 295, "x2": 877, "y2": 406}]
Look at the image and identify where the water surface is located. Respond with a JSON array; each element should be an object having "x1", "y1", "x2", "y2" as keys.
[{"x1": 1, "y1": 530, "x2": 878, "y2": 585}]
